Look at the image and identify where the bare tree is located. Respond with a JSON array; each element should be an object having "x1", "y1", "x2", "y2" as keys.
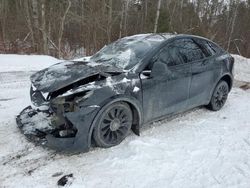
[
  {"x1": 227, "y1": 0, "x2": 240, "y2": 51},
  {"x1": 41, "y1": 0, "x2": 48, "y2": 54},
  {"x1": 58, "y1": 0, "x2": 72, "y2": 58},
  {"x1": 107, "y1": 0, "x2": 113, "y2": 43},
  {"x1": 154, "y1": 0, "x2": 162, "y2": 33},
  {"x1": 1, "y1": 0, "x2": 250, "y2": 58}
]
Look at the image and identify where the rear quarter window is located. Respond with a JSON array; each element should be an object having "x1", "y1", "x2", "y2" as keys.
[{"x1": 205, "y1": 41, "x2": 224, "y2": 55}]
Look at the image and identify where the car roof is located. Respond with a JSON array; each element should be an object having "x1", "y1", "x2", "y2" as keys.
[
  {"x1": 127, "y1": 33, "x2": 213, "y2": 44},
  {"x1": 122, "y1": 33, "x2": 175, "y2": 43}
]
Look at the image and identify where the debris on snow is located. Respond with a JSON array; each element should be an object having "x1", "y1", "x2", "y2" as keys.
[
  {"x1": 239, "y1": 83, "x2": 250, "y2": 90},
  {"x1": 52, "y1": 172, "x2": 64, "y2": 177},
  {"x1": 57, "y1": 174, "x2": 74, "y2": 187}
]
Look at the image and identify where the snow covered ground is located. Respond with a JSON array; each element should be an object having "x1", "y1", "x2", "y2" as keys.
[
  {"x1": 232, "y1": 54, "x2": 250, "y2": 82},
  {"x1": 0, "y1": 54, "x2": 250, "y2": 188}
]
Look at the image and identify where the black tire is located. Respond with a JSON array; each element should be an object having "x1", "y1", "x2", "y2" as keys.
[
  {"x1": 93, "y1": 102, "x2": 133, "y2": 148},
  {"x1": 207, "y1": 80, "x2": 229, "y2": 111}
]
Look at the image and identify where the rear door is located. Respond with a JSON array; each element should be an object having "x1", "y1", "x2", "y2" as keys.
[{"x1": 188, "y1": 38, "x2": 219, "y2": 106}]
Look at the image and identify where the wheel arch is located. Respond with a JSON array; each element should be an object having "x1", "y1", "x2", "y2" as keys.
[
  {"x1": 207, "y1": 73, "x2": 233, "y2": 105},
  {"x1": 87, "y1": 96, "x2": 143, "y2": 147},
  {"x1": 220, "y1": 74, "x2": 233, "y2": 91}
]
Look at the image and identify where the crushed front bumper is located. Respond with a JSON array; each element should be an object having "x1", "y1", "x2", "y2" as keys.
[
  {"x1": 16, "y1": 104, "x2": 98, "y2": 153},
  {"x1": 16, "y1": 106, "x2": 75, "y2": 151}
]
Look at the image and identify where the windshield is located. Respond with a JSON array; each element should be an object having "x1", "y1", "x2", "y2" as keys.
[{"x1": 90, "y1": 34, "x2": 164, "y2": 70}]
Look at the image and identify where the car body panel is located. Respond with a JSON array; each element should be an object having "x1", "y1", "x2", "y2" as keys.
[
  {"x1": 189, "y1": 57, "x2": 221, "y2": 106},
  {"x1": 30, "y1": 60, "x2": 123, "y2": 93},
  {"x1": 16, "y1": 33, "x2": 234, "y2": 152},
  {"x1": 141, "y1": 63, "x2": 192, "y2": 123}
]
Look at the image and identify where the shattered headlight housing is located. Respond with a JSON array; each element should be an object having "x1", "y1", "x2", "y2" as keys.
[
  {"x1": 50, "y1": 90, "x2": 93, "y2": 114},
  {"x1": 48, "y1": 90, "x2": 94, "y2": 138}
]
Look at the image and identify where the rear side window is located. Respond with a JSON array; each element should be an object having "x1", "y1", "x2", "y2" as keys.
[
  {"x1": 205, "y1": 41, "x2": 224, "y2": 55},
  {"x1": 210, "y1": 42, "x2": 224, "y2": 54},
  {"x1": 172, "y1": 39, "x2": 206, "y2": 63}
]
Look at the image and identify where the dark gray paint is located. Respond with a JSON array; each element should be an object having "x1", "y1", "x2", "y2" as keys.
[{"x1": 16, "y1": 34, "x2": 234, "y2": 152}]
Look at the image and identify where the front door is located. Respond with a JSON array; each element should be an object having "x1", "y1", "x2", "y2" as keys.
[{"x1": 140, "y1": 41, "x2": 192, "y2": 123}]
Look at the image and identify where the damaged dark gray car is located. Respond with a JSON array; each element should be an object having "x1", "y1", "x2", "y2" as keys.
[{"x1": 16, "y1": 33, "x2": 234, "y2": 152}]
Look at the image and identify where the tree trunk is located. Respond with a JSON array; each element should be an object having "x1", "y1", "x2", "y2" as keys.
[
  {"x1": 123, "y1": 0, "x2": 129, "y2": 36},
  {"x1": 0, "y1": 0, "x2": 7, "y2": 47},
  {"x1": 31, "y1": 0, "x2": 40, "y2": 52},
  {"x1": 119, "y1": 1, "x2": 125, "y2": 38},
  {"x1": 227, "y1": 1, "x2": 239, "y2": 51},
  {"x1": 58, "y1": 0, "x2": 71, "y2": 58},
  {"x1": 23, "y1": 0, "x2": 35, "y2": 47},
  {"x1": 154, "y1": 0, "x2": 162, "y2": 33},
  {"x1": 41, "y1": 0, "x2": 48, "y2": 54},
  {"x1": 107, "y1": 0, "x2": 113, "y2": 43},
  {"x1": 143, "y1": 0, "x2": 148, "y2": 31}
]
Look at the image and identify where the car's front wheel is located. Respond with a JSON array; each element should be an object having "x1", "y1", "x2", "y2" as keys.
[
  {"x1": 207, "y1": 80, "x2": 229, "y2": 111},
  {"x1": 93, "y1": 102, "x2": 133, "y2": 148}
]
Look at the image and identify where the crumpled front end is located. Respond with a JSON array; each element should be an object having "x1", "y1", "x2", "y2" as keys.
[
  {"x1": 16, "y1": 61, "x2": 141, "y2": 152},
  {"x1": 17, "y1": 75, "x2": 107, "y2": 152}
]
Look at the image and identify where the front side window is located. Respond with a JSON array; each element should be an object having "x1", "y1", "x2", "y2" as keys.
[
  {"x1": 155, "y1": 44, "x2": 184, "y2": 67},
  {"x1": 146, "y1": 38, "x2": 207, "y2": 70}
]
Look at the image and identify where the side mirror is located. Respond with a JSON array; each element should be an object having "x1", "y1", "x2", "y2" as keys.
[{"x1": 151, "y1": 61, "x2": 168, "y2": 79}]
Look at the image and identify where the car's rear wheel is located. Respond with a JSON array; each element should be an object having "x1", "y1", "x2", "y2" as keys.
[
  {"x1": 207, "y1": 80, "x2": 229, "y2": 111},
  {"x1": 93, "y1": 102, "x2": 133, "y2": 148}
]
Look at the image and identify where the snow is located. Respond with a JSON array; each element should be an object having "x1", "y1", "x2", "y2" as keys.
[
  {"x1": 133, "y1": 86, "x2": 140, "y2": 92},
  {"x1": 116, "y1": 48, "x2": 134, "y2": 69},
  {"x1": 30, "y1": 61, "x2": 74, "y2": 90},
  {"x1": 86, "y1": 61, "x2": 102, "y2": 67},
  {"x1": 61, "y1": 81, "x2": 100, "y2": 97},
  {"x1": 18, "y1": 108, "x2": 53, "y2": 135},
  {"x1": 88, "y1": 105, "x2": 100, "y2": 108},
  {"x1": 121, "y1": 77, "x2": 130, "y2": 83},
  {"x1": 73, "y1": 56, "x2": 91, "y2": 62},
  {"x1": 105, "y1": 76, "x2": 113, "y2": 88},
  {"x1": 0, "y1": 54, "x2": 59, "y2": 72},
  {"x1": 232, "y1": 54, "x2": 250, "y2": 82},
  {"x1": 0, "y1": 54, "x2": 250, "y2": 187}
]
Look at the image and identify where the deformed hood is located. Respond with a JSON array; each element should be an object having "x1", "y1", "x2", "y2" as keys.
[{"x1": 30, "y1": 61, "x2": 122, "y2": 93}]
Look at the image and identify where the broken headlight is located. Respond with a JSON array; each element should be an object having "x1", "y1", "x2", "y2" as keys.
[
  {"x1": 50, "y1": 90, "x2": 93, "y2": 114},
  {"x1": 50, "y1": 97, "x2": 74, "y2": 114}
]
